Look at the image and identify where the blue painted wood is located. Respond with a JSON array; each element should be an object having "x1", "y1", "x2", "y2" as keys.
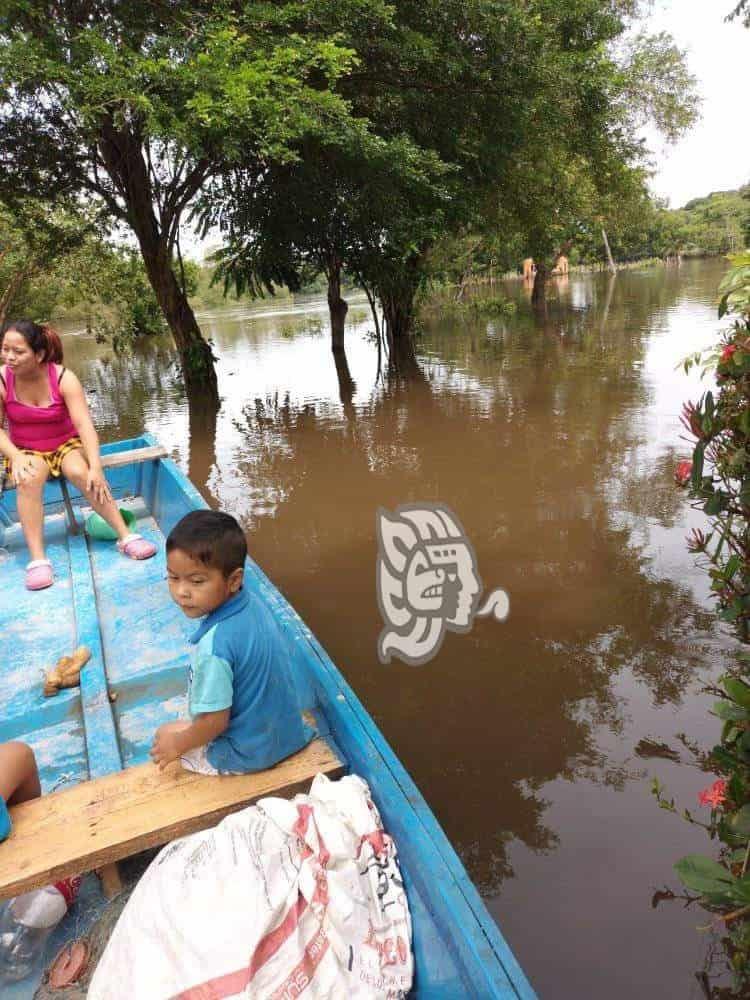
[
  {"x1": 0, "y1": 438, "x2": 537, "y2": 999},
  {"x1": 0, "y1": 516, "x2": 87, "y2": 794},
  {"x1": 67, "y1": 529, "x2": 122, "y2": 779}
]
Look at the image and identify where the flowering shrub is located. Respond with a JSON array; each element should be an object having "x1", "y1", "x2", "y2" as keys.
[
  {"x1": 654, "y1": 255, "x2": 750, "y2": 991},
  {"x1": 679, "y1": 255, "x2": 750, "y2": 641}
]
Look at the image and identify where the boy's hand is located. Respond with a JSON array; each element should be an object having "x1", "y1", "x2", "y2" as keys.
[{"x1": 150, "y1": 722, "x2": 189, "y2": 770}]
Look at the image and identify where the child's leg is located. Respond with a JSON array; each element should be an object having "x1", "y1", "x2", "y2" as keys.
[
  {"x1": 0, "y1": 741, "x2": 41, "y2": 805},
  {"x1": 14, "y1": 455, "x2": 50, "y2": 563},
  {"x1": 180, "y1": 746, "x2": 243, "y2": 776},
  {"x1": 179, "y1": 745, "x2": 221, "y2": 776}
]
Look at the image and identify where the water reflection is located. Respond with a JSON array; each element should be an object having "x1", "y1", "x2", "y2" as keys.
[{"x1": 60, "y1": 260, "x2": 735, "y2": 997}]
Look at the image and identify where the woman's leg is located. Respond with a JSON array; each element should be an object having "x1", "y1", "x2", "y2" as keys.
[
  {"x1": 0, "y1": 742, "x2": 41, "y2": 805},
  {"x1": 60, "y1": 449, "x2": 131, "y2": 541},
  {"x1": 14, "y1": 455, "x2": 50, "y2": 562}
]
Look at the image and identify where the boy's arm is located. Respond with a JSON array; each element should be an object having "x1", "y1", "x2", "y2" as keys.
[{"x1": 150, "y1": 710, "x2": 230, "y2": 770}]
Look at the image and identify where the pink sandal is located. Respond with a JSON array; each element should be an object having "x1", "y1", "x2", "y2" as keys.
[
  {"x1": 26, "y1": 559, "x2": 54, "y2": 591},
  {"x1": 117, "y1": 534, "x2": 157, "y2": 561}
]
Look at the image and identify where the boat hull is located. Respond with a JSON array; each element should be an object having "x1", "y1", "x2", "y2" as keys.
[{"x1": 0, "y1": 435, "x2": 535, "y2": 998}]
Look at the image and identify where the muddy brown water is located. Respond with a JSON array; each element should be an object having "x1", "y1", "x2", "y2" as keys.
[{"x1": 61, "y1": 259, "x2": 735, "y2": 998}]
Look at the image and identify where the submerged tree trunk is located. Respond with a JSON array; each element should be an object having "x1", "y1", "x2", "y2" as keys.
[
  {"x1": 98, "y1": 121, "x2": 218, "y2": 405},
  {"x1": 326, "y1": 259, "x2": 349, "y2": 355},
  {"x1": 378, "y1": 256, "x2": 423, "y2": 376},
  {"x1": 533, "y1": 240, "x2": 574, "y2": 309},
  {"x1": 531, "y1": 261, "x2": 549, "y2": 307},
  {"x1": 139, "y1": 239, "x2": 218, "y2": 401},
  {"x1": 187, "y1": 392, "x2": 220, "y2": 507},
  {"x1": 602, "y1": 228, "x2": 617, "y2": 274},
  {"x1": 332, "y1": 345, "x2": 356, "y2": 413}
]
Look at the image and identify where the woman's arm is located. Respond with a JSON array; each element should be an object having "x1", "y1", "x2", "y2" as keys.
[
  {"x1": 150, "y1": 711, "x2": 231, "y2": 769},
  {"x1": 59, "y1": 369, "x2": 113, "y2": 503},
  {"x1": 0, "y1": 386, "x2": 26, "y2": 478},
  {"x1": 59, "y1": 369, "x2": 101, "y2": 468}
]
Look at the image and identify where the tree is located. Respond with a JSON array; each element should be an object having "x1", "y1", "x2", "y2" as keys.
[
  {"x1": 339, "y1": 0, "x2": 697, "y2": 331},
  {"x1": 60, "y1": 242, "x2": 176, "y2": 351},
  {"x1": 208, "y1": 129, "x2": 447, "y2": 372},
  {"x1": 728, "y1": 1, "x2": 750, "y2": 25},
  {"x1": 0, "y1": 1, "x2": 374, "y2": 399},
  {"x1": 0, "y1": 199, "x2": 95, "y2": 324},
  {"x1": 201, "y1": 0, "x2": 546, "y2": 363},
  {"x1": 501, "y1": 18, "x2": 699, "y2": 304}
]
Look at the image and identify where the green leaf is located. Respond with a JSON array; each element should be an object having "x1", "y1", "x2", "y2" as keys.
[
  {"x1": 713, "y1": 745, "x2": 742, "y2": 770},
  {"x1": 692, "y1": 443, "x2": 705, "y2": 489},
  {"x1": 705, "y1": 492, "x2": 726, "y2": 516},
  {"x1": 722, "y1": 721, "x2": 741, "y2": 744},
  {"x1": 675, "y1": 854, "x2": 736, "y2": 895},
  {"x1": 724, "y1": 677, "x2": 750, "y2": 708},
  {"x1": 713, "y1": 700, "x2": 750, "y2": 721},
  {"x1": 725, "y1": 556, "x2": 742, "y2": 582},
  {"x1": 728, "y1": 805, "x2": 750, "y2": 838},
  {"x1": 730, "y1": 876, "x2": 750, "y2": 903}
]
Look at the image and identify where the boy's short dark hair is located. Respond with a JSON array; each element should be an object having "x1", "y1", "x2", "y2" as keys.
[{"x1": 166, "y1": 510, "x2": 247, "y2": 577}]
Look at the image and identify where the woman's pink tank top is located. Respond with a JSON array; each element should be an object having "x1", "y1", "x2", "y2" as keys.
[{"x1": 1, "y1": 364, "x2": 78, "y2": 452}]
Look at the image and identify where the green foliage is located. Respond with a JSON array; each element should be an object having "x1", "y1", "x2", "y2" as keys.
[
  {"x1": 204, "y1": 0, "x2": 700, "y2": 335},
  {"x1": 655, "y1": 256, "x2": 750, "y2": 995},
  {"x1": 417, "y1": 289, "x2": 517, "y2": 321},
  {"x1": 0, "y1": 0, "x2": 387, "y2": 385},
  {"x1": 0, "y1": 197, "x2": 169, "y2": 349},
  {"x1": 719, "y1": 253, "x2": 750, "y2": 319},
  {"x1": 673, "y1": 190, "x2": 750, "y2": 258},
  {"x1": 61, "y1": 245, "x2": 169, "y2": 351},
  {"x1": 0, "y1": 200, "x2": 97, "y2": 322}
]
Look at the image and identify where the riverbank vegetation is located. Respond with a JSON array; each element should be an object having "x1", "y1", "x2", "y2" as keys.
[
  {"x1": 653, "y1": 255, "x2": 750, "y2": 995},
  {"x1": 0, "y1": 0, "x2": 706, "y2": 395}
]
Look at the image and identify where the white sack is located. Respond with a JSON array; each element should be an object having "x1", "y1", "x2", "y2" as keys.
[{"x1": 88, "y1": 773, "x2": 413, "y2": 999}]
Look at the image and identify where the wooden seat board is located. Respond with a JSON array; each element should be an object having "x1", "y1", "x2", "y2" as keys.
[
  {"x1": 98, "y1": 444, "x2": 167, "y2": 469},
  {"x1": 0, "y1": 737, "x2": 343, "y2": 899}
]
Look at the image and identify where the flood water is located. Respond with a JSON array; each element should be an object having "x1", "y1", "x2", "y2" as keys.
[{"x1": 62, "y1": 259, "x2": 736, "y2": 998}]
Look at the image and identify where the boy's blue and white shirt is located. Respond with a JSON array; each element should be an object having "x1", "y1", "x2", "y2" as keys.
[{"x1": 188, "y1": 588, "x2": 314, "y2": 773}]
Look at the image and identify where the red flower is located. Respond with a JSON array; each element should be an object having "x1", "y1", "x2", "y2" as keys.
[
  {"x1": 674, "y1": 460, "x2": 692, "y2": 486},
  {"x1": 698, "y1": 779, "x2": 727, "y2": 808},
  {"x1": 720, "y1": 344, "x2": 738, "y2": 365}
]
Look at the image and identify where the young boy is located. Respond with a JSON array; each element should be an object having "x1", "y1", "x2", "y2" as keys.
[{"x1": 150, "y1": 510, "x2": 313, "y2": 775}]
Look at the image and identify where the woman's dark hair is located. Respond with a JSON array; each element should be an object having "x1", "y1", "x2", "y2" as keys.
[
  {"x1": 166, "y1": 510, "x2": 247, "y2": 577},
  {"x1": 0, "y1": 319, "x2": 64, "y2": 364}
]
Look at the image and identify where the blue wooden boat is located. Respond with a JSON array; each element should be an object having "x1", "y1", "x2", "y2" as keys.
[{"x1": 0, "y1": 434, "x2": 535, "y2": 998}]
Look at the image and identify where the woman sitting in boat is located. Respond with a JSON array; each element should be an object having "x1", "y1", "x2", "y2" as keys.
[{"x1": 0, "y1": 319, "x2": 157, "y2": 590}]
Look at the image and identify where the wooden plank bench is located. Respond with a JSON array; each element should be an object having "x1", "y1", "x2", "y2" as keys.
[
  {"x1": 0, "y1": 737, "x2": 344, "y2": 900},
  {"x1": 0, "y1": 445, "x2": 168, "y2": 533}
]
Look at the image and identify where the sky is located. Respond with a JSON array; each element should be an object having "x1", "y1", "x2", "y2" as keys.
[{"x1": 645, "y1": 0, "x2": 749, "y2": 208}]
